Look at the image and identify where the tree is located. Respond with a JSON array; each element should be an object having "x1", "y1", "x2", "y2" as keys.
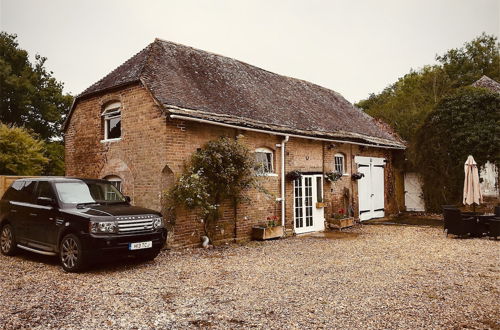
[
  {"x1": 357, "y1": 65, "x2": 451, "y2": 141},
  {"x1": 437, "y1": 33, "x2": 500, "y2": 88},
  {"x1": 43, "y1": 141, "x2": 65, "y2": 176},
  {"x1": 0, "y1": 124, "x2": 48, "y2": 175},
  {"x1": 0, "y1": 32, "x2": 73, "y2": 140},
  {"x1": 167, "y1": 137, "x2": 262, "y2": 242},
  {"x1": 414, "y1": 87, "x2": 500, "y2": 211},
  {"x1": 356, "y1": 34, "x2": 499, "y2": 143}
]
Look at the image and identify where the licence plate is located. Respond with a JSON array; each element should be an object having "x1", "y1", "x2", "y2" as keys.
[{"x1": 129, "y1": 241, "x2": 152, "y2": 250}]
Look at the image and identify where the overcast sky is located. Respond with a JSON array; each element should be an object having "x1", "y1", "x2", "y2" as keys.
[{"x1": 1, "y1": 0, "x2": 498, "y2": 102}]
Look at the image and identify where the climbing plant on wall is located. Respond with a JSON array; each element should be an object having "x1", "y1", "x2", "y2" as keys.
[{"x1": 166, "y1": 137, "x2": 263, "y2": 242}]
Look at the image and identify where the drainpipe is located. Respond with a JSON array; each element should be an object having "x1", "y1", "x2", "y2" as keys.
[{"x1": 276, "y1": 135, "x2": 289, "y2": 228}]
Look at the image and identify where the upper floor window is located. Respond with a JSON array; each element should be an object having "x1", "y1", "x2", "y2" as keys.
[
  {"x1": 255, "y1": 147, "x2": 274, "y2": 175},
  {"x1": 102, "y1": 102, "x2": 121, "y2": 140},
  {"x1": 334, "y1": 153, "x2": 346, "y2": 174}
]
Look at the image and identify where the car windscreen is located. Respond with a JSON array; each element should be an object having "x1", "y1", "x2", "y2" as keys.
[{"x1": 54, "y1": 181, "x2": 126, "y2": 204}]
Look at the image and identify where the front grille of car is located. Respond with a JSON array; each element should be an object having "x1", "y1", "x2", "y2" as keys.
[{"x1": 116, "y1": 215, "x2": 155, "y2": 234}]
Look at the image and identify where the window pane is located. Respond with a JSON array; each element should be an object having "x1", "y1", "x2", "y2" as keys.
[
  {"x1": 36, "y1": 181, "x2": 55, "y2": 199},
  {"x1": 107, "y1": 117, "x2": 121, "y2": 139},
  {"x1": 19, "y1": 181, "x2": 36, "y2": 203},
  {"x1": 316, "y1": 177, "x2": 323, "y2": 202},
  {"x1": 255, "y1": 152, "x2": 273, "y2": 174},
  {"x1": 335, "y1": 156, "x2": 344, "y2": 173}
]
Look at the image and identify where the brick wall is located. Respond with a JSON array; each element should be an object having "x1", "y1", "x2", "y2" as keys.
[{"x1": 66, "y1": 84, "x2": 404, "y2": 248}]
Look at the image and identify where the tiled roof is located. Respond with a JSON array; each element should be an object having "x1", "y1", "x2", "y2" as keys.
[
  {"x1": 472, "y1": 75, "x2": 500, "y2": 93},
  {"x1": 73, "y1": 39, "x2": 405, "y2": 148}
]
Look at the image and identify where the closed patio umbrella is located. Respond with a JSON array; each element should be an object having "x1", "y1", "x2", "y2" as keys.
[{"x1": 463, "y1": 155, "x2": 483, "y2": 207}]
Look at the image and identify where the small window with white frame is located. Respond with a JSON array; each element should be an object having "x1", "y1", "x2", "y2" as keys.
[
  {"x1": 255, "y1": 147, "x2": 274, "y2": 175},
  {"x1": 334, "y1": 153, "x2": 346, "y2": 174},
  {"x1": 102, "y1": 102, "x2": 121, "y2": 140},
  {"x1": 104, "y1": 175, "x2": 122, "y2": 200}
]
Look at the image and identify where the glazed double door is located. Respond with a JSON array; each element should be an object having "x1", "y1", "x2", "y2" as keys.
[{"x1": 293, "y1": 174, "x2": 325, "y2": 234}]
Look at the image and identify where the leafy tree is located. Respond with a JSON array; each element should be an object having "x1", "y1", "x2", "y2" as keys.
[
  {"x1": 43, "y1": 141, "x2": 65, "y2": 176},
  {"x1": 357, "y1": 66, "x2": 451, "y2": 141},
  {"x1": 0, "y1": 123, "x2": 48, "y2": 175},
  {"x1": 414, "y1": 87, "x2": 499, "y2": 211},
  {"x1": 167, "y1": 137, "x2": 262, "y2": 242},
  {"x1": 437, "y1": 33, "x2": 500, "y2": 88},
  {"x1": 0, "y1": 32, "x2": 73, "y2": 140},
  {"x1": 356, "y1": 33, "x2": 499, "y2": 143}
]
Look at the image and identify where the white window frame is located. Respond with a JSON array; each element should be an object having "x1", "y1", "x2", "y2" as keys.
[
  {"x1": 101, "y1": 102, "x2": 122, "y2": 142},
  {"x1": 104, "y1": 175, "x2": 122, "y2": 200},
  {"x1": 334, "y1": 153, "x2": 348, "y2": 175},
  {"x1": 255, "y1": 147, "x2": 276, "y2": 176}
]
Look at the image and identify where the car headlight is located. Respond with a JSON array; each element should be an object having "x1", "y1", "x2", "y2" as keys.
[
  {"x1": 153, "y1": 217, "x2": 164, "y2": 229},
  {"x1": 89, "y1": 220, "x2": 118, "y2": 234}
]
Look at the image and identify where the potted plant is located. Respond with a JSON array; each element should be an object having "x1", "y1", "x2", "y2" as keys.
[
  {"x1": 325, "y1": 171, "x2": 342, "y2": 183},
  {"x1": 351, "y1": 172, "x2": 365, "y2": 180},
  {"x1": 286, "y1": 170, "x2": 302, "y2": 181},
  {"x1": 326, "y1": 208, "x2": 355, "y2": 230},
  {"x1": 252, "y1": 216, "x2": 284, "y2": 240}
]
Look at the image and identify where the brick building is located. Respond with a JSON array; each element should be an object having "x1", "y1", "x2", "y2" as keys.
[{"x1": 64, "y1": 39, "x2": 406, "y2": 247}]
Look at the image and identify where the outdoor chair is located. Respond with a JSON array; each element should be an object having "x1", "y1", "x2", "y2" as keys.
[
  {"x1": 443, "y1": 208, "x2": 475, "y2": 237},
  {"x1": 488, "y1": 218, "x2": 500, "y2": 239},
  {"x1": 494, "y1": 206, "x2": 500, "y2": 216}
]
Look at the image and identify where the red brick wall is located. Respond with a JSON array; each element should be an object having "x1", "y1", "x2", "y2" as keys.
[{"x1": 66, "y1": 84, "x2": 403, "y2": 248}]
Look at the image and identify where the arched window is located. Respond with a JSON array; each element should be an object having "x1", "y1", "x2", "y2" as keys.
[
  {"x1": 102, "y1": 102, "x2": 121, "y2": 140},
  {"x1": 334, "y1": 153, "x2": 346, "y2": 174},
  {"x1": 255, "y1": 147, "x2": 274, "y2": 175}
]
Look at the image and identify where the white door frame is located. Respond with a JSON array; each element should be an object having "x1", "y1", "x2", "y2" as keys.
[
  {"x1": 355, "y1": 156, "x2": 385, "y2": 221},
  {"x1": 293, "y1": 174, "x2": 325, "y2": 234}
]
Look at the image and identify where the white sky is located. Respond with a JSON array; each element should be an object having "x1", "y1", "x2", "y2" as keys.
[{"x1": 1, "y1": 0, "x2": 498, "y2": 103}]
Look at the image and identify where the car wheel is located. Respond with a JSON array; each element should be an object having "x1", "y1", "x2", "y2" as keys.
[
  {"x1": 60, "y1": 234, "x2": 86, "y2": 272},
  {"x1": 0, "y1": 224, "x2": 18, "y2": 256}
]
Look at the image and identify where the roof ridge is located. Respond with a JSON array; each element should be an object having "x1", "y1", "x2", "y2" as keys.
[{"x1": 153, "y1": 38, "x2": 348, "y2": 101}]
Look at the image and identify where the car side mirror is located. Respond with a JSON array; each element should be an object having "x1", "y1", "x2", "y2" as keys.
[
  {"x1": 37, "y1": 197, "x2": 56, "y2": 207},
  {"x1": 125, "y1": 196, "x2": 131, "y2": 203}
]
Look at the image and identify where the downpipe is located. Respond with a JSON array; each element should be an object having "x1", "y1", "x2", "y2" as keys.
[{"x1": 277, "y1": 135, "x2": 289, "y2": 230}]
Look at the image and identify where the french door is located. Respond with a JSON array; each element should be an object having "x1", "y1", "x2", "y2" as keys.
[{"x1": 293, "y1": 174, "x2": 325, "y2": 234}]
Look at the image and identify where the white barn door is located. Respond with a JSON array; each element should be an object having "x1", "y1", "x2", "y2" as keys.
[{"x1": 355, "y1": 156, "x2": 385, "y2": 221}]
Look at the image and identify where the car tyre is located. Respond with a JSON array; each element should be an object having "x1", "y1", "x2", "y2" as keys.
[
  {"x1": 60, "y1": 234, "x2": 87, "y2": 272},
  {"x1": 0, "y1": 224, "x2": 18, "y2": 256}
]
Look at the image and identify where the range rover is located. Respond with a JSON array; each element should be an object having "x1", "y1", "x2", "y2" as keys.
[{"x1": 0, "y1": 177, "x2": 167, "y2": 272}]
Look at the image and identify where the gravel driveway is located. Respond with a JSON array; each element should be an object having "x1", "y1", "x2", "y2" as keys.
[{"x1": 1, "y1": 225, "x2": 499, "y2": 329}]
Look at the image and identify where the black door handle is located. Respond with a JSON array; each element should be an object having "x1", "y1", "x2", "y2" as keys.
[{"x1": 29, "y1": 213, "x2": 38, "y2": 216}]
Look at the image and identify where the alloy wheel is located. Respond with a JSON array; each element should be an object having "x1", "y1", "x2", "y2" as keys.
[
  {"x1": 0, "y1": 226, "x2": 13, "y2": 254},
  {"x1": 61, "y1": 237, "x2": 79, "y2": 269}
]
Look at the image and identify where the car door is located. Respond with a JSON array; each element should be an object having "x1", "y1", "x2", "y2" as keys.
[
  {"x1": 10, "y1": 180, "x2": 37, "y2": 243},
  {"x1": 1, "y1": 181, "x2": 25, "y2": 240},
  {"x1": 30, "y1": 181, "x2": 60, "y2": 249}
]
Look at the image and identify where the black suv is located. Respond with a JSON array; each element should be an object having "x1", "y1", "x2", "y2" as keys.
[{"x1": 0, "y1": 177, "x2": 167, "y2": 272}]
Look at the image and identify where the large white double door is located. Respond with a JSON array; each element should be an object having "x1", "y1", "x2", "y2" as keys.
[
  {"x1": 293, "y1": 174, "x2": 325, "y2": 234},
  {"x1": 355, "y1": 156, "x2": 385, "y2": 221}
]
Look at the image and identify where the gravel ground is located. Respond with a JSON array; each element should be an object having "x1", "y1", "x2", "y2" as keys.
[{"x1": 1, "y1": 225, "x2": 499, "y2": 329}]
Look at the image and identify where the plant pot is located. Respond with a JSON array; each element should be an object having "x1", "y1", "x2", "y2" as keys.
[
  {"x1": 252, "y1": 225, "x2": 284, "y2": 240},
  {"x1": 327, "y1": 217, "x2": 355, "y2": 230},
  {"x1": 316, "y1": 202, "x2": 326, "y2": 208}
]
